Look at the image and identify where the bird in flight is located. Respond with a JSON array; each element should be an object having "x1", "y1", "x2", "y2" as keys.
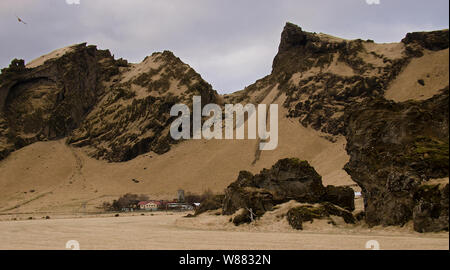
[{"x1": 16, "y1": 16, "x2": 27, "y2": 24}]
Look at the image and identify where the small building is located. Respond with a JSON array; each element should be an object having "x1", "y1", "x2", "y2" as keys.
[
  {"x1": 138, "y1": 201, "x2": 160, "y2": 211},
  {"x1": 181, "y1": 204, "x2": 194, "y2": 210}
]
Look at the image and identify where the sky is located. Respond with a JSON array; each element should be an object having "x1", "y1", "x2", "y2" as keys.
[{"x1": 0, "y1": 0, "x2": 448, "y2": 94}]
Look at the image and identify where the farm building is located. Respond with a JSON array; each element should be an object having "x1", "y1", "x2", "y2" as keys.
[{"x1": 137, "y1": 201, "x2": 160, "y2": 211}]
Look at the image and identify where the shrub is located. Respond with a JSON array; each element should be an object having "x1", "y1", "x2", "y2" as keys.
[
  {"x1": 105, "y1": 193, "x2": 149, "y2": 211},
  {"x1": 184, "y1": 189, "x2": 215, "y2": 204}
]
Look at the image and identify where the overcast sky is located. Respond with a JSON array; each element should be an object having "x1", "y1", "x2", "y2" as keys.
[{"x1": 0, "y1": 0, "x2": 448, "y2": 93}]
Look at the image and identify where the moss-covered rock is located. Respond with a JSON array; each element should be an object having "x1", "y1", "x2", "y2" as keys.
[
  {"x1": 413, "y1": 182, "x2": 449, "y2": 232},
  {"x1": 344, "y1": 88, "x2": 449, "y2": 231},
  {"x1": 287, "y1": 202, "x2": 355, "y2": 230},
  {"x1": 232, "y1": 209, "x2": 253, "y2": 226},
  {"x1": 222, "y1": 158, "x2": 355, "y2": 222},
  {"x1": 402, "y1": 30, "x2": 449, "y2": 52},
  {"x1": 322, "y1": 185, "x2": 355, "y2": 211},
  {"x1": 222, "y1": 159, "x2": 326, "y2": 216},
  {"x1": 0, "y1": 44, "x2": 122, "y2": 160},
  {"x1": 194, "y1": 195, "x2": 225, "y2": 216}
]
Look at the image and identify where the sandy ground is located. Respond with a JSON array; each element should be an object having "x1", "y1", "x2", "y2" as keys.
[{"x1": 0, "y1": 210, "x2": 447, "y2": 250}]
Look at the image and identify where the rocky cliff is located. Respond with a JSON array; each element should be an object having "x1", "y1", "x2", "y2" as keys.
[
  {"x1": 0, "y1": 44, "x2": 219, "y2": 162},
  {"x1": 67, "y1": 50, "x2": 218, "y2": 161},
  {"x1": 344, "y1": 88, "x2": 449, "y2": 231},
  {"x1": 228, "y1": 23, "x2": 416, "y2": 137},
  {"x1": 223, "y1": 23, "x2": 449, "y2": 232},
  {"x1": 0, "y1": 43, "x2": 120, "y2": 160}
]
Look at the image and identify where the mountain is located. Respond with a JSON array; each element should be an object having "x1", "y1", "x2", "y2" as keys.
[
  {"x1": 0, "y1": 23, "x2": 448, "y2": 230},
  {"x1": 0, "y1": 45, "x2": 219, "y2": 162}
]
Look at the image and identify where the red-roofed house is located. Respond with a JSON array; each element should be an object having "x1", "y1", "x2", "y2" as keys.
[{"x1": 138, "y1": 201, "x2": 160, "y2": 211}]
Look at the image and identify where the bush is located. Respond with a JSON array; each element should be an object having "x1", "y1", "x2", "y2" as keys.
[
  {"x1": 104, "y1": 193, "x2": 149, "y2": 211},
  {"x1": 184, "y1": 189, "x2": 215, "y2": 204}
]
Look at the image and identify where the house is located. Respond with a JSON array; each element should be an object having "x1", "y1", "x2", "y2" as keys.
[{"x1": 138, "y1": 201, "x2": 160, "y2": 211}]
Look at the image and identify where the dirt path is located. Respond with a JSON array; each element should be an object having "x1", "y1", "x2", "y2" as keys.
[{"x1": 0, "y1": 213, "x2": 447, "y2": 250}]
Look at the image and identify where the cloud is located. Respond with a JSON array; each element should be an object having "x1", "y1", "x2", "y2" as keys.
[{"x1": 0, "y1": 0, "x2": 448, "y2": 93}]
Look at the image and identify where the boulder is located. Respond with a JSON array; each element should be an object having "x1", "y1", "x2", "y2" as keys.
[
  {"x1": 322, "y1": 185, "x2": 355, "y2": 211},
  {"x1": 222, "y1": 158, "x2": 326, "y2": 216},
  {"x1": 194, "y1": 194, "x2": 225, "y2": 216},
  {"x1": 287, "y1": 202, "x2": 355, "y2": 230},
  {"x1": 232, "y1": 209, "x2": 253, "y2": 226},
  {"x1": 223, "y1": 185, "x2": 274, "y2": 216},
  {"x1": 222, "y1": 158, "x2": 355, "y2": 218}
]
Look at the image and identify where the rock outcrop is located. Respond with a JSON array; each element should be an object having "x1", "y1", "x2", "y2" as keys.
[
  {"x1": 227, "y1": 23, "x2": 421, "y2": 138},
  {"x1": 194, "y1": 194, "x2": 225, "y2": 216},
  {"x1": 67, "y1": 51, "x2": 219, "y2": 161},
  {"x1": 322, "y1": 185, "x2": 355, "y2": 211},
  {"x1": 402, "y1": 29, "x2": 449, "y2": 55},
  {"x1": 0, "y1": 43, "x2": 120, "y2": 160},
  {"x1": 222, "y1": 158, "x2": 355, "y2": 218},
  {"x1": 344, "y1": 88, "x2": 449, "y2": 229},
  {"x1": 0, "y1": 45, "x2": 219, "y2": 162},
  {"x1": 287, "y1": 202, "x2": 355, "y2": 230},
  {"x1": 413, "y1": 179, "x2": 449, "y2": 232}
]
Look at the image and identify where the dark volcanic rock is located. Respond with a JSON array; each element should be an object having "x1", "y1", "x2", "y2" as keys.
[
  {"x1": 344, "y1": 88, "x2": 449, "y2": 230},
  {"x1": 0, "y1": 46, "x2": 219, "y2": 162},
  {"x1": 322, "y1": 185, "x2": 355, "y2": 211},
  {"x1": 277, "y1": 22, "x2": 310, "y2": 52},
  {"x1": 223, "y1": 185, "x2": 275, "y2": 217},
  {"x1": 262, "y1": 22, "x2": 413, "y2": 137},
  {"x1": 222, "y1": 159, "x2": 325, "y2": 216},
  {"x1": 67, "y1": 51, "x2": 219, "y2": 162},
  {"x1": 273, "y1": 23, "x2": 343, "y2": 75},
  {"x1": 402, "y1": 30, "x2": 449, "y2": 52},
  {"x1": 413, "y1": 181, "x2": 449, "y2": 232},
  {"x1": 222, "y1": 158, "x2": 355, "y2": 217},
  {"x1": 194, "y1": 194, "x2": 225, "y2": 216},
  {"x1": 232, "y1": 209, "x2": 253, "y2": 226},
  {"x1": 0, "y1": 43, "x2": 120, "y2": 160},
  {"x1": 287, "y1": 202, "x2": 355, "y2": 230}
]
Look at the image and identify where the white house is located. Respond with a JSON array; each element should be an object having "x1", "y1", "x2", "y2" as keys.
[{"x1": 138, "y1": 201, "x2": 160, "y2": 211}]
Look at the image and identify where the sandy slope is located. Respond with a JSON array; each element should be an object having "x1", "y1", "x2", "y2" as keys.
[
  {"x1": 26, "y1": 45, "x2": 75, "y2": 68},
  {"x1": 385, "y1": 49, "x2": 449, "y2": 102},
  {"x1": 0, "y1": 211, "x2": 447, "y2": 250}
]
